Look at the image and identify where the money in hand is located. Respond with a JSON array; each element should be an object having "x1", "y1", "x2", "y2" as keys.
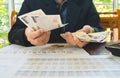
[
  {"x1": 18, "y1": 9, "x2": 67, "y2": 31},
  {"x1": 60, "y1": 31, "x2": 111, "y2": 43}
]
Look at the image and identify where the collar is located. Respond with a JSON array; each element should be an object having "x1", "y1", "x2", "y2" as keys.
[
  {"x1": 54, "y1": 0, "x2": 68, "y2": 4},
  {"x1": 63, "y1": 0, "x2": 68, "y2": 4}
]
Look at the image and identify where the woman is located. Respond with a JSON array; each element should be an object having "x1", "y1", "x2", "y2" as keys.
[{"x1": 8, "y1": 0, "x2": 104, "y2": 47}]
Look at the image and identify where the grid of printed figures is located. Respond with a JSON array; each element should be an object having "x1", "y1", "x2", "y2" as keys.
[{"x1": 14, "y1": 57, "x2": 120, "y2": 77}]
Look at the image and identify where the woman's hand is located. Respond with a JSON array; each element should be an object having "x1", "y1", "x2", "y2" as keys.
[
  {"x1": 65, "y1": 32, "x2": 88, "y2": 48},
  {"x1": 65, "y1": 25, "x2": 95, "y2": 48},
  {"x1": 25, "y1": 28, "x2": 51, "y2": 46}
]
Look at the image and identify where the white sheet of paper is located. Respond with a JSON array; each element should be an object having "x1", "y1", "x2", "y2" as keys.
[{"x1": 0, "y1": 44, "x2": 120, "y2": 78}]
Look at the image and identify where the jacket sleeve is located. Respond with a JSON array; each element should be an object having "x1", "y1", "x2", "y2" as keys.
[
  {"x1": 86, "y1": 0, "x2": 104, "y2": 32},
  {"x1": 8, "y1": 0, "x2": 33, "y2": 46}
]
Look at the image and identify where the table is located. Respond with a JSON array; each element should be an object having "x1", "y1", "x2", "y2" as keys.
[
  {"x1": 0, "y1": 43, "x2": 120, "y2": 78},
  {"x1": 84, "y1": 43, "x2": 109, "y2": 55}
]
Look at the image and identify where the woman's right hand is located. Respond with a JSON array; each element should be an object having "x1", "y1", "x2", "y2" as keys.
[{"x1": 25, "y1": 27, "x2": 51, "y2": 46}]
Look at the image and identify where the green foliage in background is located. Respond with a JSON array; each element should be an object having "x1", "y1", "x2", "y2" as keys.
[
  {"x1": 0, "y1": 3, "x2": 9, "y2": 48},
  {"x1": 102, "y1": 0, "x2": 112, "y2": 3},
  {"x1": 0, "y1": 26, "x2": 9, "y2": 48},
  {"x1": 93, "y1": 0, "x2": 113, "y2": 12},
  {"x1": 0, "y1": 5, "x2": 9, "y2": 26},
  {"x1": 94, "y1": 0, "x2": 112, "y2": 3}
]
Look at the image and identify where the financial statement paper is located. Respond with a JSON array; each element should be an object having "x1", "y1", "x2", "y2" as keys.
[{"x1": 0, "y1": 44, "x2": 120, "y2": 78}]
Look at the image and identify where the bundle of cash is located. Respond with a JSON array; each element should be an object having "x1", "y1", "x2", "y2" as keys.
[
  {"x1": 61, "y1": 31, "x2": 111, "y2": 43},
  {"x1": 18, "y1": 9, "x2": 67, "y2": 31}
]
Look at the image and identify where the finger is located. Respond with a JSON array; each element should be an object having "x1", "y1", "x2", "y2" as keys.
[
  {"x1": 25, "y1": 28, "x2": 45, "y2": 42},
  {"x1": 40, "y1": 31, "x2": 51, "y2": 43},
  {"x1": 36, "y1": 31, "x2": 50, "y2": 41},
  {"x1": 31, "y1": 29, "x2": 44, "y2": 39},
  {"x1": 65, "y1": 32, "x2": 77, "y2": 46},
  {"x1": 72, "y1": 35, "x2": 88, "y2": 48},
  {"x1": 30, "y1": 31, "x2": 51, "y2": 46},
  {"x1": 30, "y1": 36, "x2": 46, "y2": 46},
  {"x1": 42, "y1": 32, "x2": 51, "y2": 44},
  {"x1": 77, "y1": 40, "x2": 88, "y2": 48},
  {"x1": 30, "y1": 39, "x2": 46, "y2": 46}
]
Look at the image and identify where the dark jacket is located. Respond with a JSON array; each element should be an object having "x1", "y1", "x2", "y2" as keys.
[{"x1": 8, "y1": 0, "x2": 104, "y2": 46}]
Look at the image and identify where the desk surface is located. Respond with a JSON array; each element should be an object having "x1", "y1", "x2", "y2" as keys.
[
  {"x1": 84, "y1": 43, "x2": 109, "y2": 55},
  {"x1": 0, "y1": 44, "x2": 120, "y2": 78},
  {"x1": 0, "y1": 43, "x2": 110, "y2": 55}
]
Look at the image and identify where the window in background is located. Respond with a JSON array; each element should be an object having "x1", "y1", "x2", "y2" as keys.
[
  {"x1": 119, "y1": 0, "x2": 120, "y2": 8},
  {"x1": 0, "y1": 0, "x2": 9, "y2": 26},
  {"x1": 0, "y1": 0, "x2": 9, "y2": 48},
  {"x1": 0, "y1": 0, "x2": 23, "y2": 48},
  {"x1": 14, "y1": 0, "x2": 23, "y2": 11},
  {"x1": 93, "y1": 0, "x2": 113, "y2": 12}
]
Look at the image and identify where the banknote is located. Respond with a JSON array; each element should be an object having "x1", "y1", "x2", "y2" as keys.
[
  {"x1": 18, "y1": 9, "x2": 67, "y2": 31},
  {"x1": 60, "y1": 32, "x2": 92, "y2": 42},
  {"x1": 60, "y1": 31, "x2": 111, "y2": 43},
  {"x1": 18, "y1": 9, "x2": 45, "y2": 30},
  {"x1": 88, "y1": 31, "x2": 111, "y2": 42},
  {"x1": 19, "y1": 9, "x2": 45, "y2": 16},
  {"x1": 29, "y1": 15, "x2": 64, "y2": 31}
]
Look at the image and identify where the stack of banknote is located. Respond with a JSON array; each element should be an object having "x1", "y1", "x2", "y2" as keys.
[
  {"x1": 18, "y1": 9, "x2": 67, "y2": 31},
  {"x1": 61, "y1": 31, "x2": 111, "y2": 43}
]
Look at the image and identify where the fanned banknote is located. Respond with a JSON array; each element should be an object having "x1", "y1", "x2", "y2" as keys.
[
  {"x1": 18, "y1": 9, "x2": 67, "y2": 31},
  {"x1": 61, "y1": 31, "x2": 111, "y2": 43}
]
